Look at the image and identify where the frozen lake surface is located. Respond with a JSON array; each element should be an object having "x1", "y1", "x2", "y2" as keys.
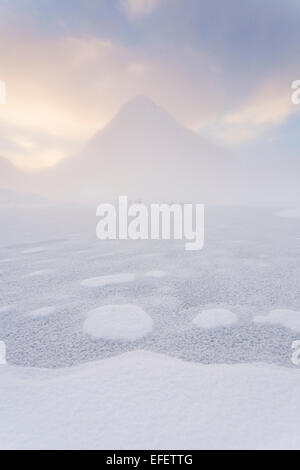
[{"x1": 1, "y1": 206, "x2": 300, "y2": 368}]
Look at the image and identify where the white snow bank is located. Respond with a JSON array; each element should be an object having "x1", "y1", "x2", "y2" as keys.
[
  {"x1": 145, "y1": 271, "x2": 166, "y2": 278},
  {"x1": 81, "y1": 273, "x2": 135, "y2": 287},
  {"x1": 83, "y1": 304, "x2": 153, "y2": 341},
  {"x1": 28, "y1": 307, "x2": 56, "y2": 318},
  {"x1": 193, "y1": 308, "x2": 238, "y2": 329},
  {"x1": 277, "y1": 208, "x2": 300, "y2": 219},
  {"x1": 22, "y1": 247, "x2": 47, "y2": 254},
  {"x1": 254, "y1": 309, "x2": 300, "y2": 332},
  {"x1": 0, "y1": 351, "x2": 300, "y2": 450},
  {"x1": 27, "y1": 270, "x2": 53, "y2": 277}
]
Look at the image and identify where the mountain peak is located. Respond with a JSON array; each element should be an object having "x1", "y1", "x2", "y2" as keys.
[
  {"x1": 110, "y1": 95, "x2": 177, "y2": 132},
  {"x1": 121, "y1": 95, "x2": 159, "y2": 111},
  {"x1": 117, "y1": 95, "x2": 169, "y2": 121}
]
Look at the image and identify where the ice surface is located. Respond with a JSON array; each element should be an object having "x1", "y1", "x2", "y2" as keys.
[
  {"x1": 0, "y1": 351, "x2": 300, "y2": 450},
  {"x1": 1, "y1": 206, "x2": 300, "y2": 368},
  {"x1": 83, "y1": 304, "x2": 153, "y2": 340},
  {"x1": 193, "y1": 308, "x2": 238, "y2": 329},
  {"x1": 81, "y1": 273, "x2": 135, "y2": 287},
  {"x1": 254, "y1": 309, "x2": 300, "y2": 332}
]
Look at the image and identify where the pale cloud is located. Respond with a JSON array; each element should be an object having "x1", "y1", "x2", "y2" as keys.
[
  {"x1": 0, "y1": 24, "x2": 224, "y2": 169},
  {"x1": 0, "y1": 31, "x2": 153, "y2": 168},
  {"x1": 120, "y1": 0, "x2": 162, "y2": 18},
  {"x1": 0, "y1": 2, "x2": 298, "y2": 169},
  {"x1": 196, "y1": 80, "x2": 299, "y2": 145},
  {"x1": 225, "y1": 88, "x2": 292, "y2": 128},
  {"x1": 128, "y1": 62, "x2": 149, "y2": 76}
]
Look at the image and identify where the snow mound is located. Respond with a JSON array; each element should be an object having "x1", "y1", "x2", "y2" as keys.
[
  {"x1": 145, "y1": 271, "x2": 167, "y2": 278},
  {"x1": 81, "y1": 273, "x2": 135, "y2": 287},
  {"x1": 254, "y1": 309, "x2": 300, "y2": 332},
  {"x1": 83, "y1": 304, "x2": 153, "y2": 340},
  {"x1": 27, "y1": 270, "x2": 53, "y2": 277},
  {"x1": 193, "y1": 308, "x2": 238, "y2": 329},
  {"x1": 0, "y1": 351, "x2": 300, "y2": 450},
  {"x1": 28, "y1": 307, "x2": 56, "y2": 318},
  {"x1": 23, "y1": 247, "x2": 47, "y2": 254}
]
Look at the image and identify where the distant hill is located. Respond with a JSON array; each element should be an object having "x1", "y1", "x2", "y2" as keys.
[{"x1": 0, "y1": 188, "x2": 49, "y2": 208}]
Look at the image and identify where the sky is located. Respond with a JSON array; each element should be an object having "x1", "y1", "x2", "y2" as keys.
[{"x1": 0, "y1": 0, "x2": 299, "y2": 169}]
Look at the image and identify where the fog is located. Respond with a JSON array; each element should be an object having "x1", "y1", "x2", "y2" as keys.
[{"x1": 0, "y1": 96, "x2": 298, "y2": 208}]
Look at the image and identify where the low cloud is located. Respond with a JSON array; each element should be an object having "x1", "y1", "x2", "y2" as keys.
[
  {"x1": 195, "y1": 80, "x2": 299, "y2": 145},
  {"x1": 0, "y1": 31, "x2": 154, "y2": 168},
  {"x1": 0, "y1": 27, "x2": 224, "y2": 169},
  {"x1": 0, "y1": 0, "x2": 300, "y2": 168}
]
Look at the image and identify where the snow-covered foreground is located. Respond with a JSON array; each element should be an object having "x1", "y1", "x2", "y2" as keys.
[{"x1": 0, "y1": 350, "x2": 299, "y2": 450}]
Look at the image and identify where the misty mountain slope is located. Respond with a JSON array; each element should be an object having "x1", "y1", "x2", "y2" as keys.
[
  {"x1": 0, "y1": 158, "x2": 50, "y2": 207},
  {"x1": 41, "y1": 97, "x2": 239, "y2": 204},
  {"x1": 0, "y1": 157, "x2": 23, "y2": 190},
  {"x1": 5, "y1": 96, "x2": 293, "y2": 206}
]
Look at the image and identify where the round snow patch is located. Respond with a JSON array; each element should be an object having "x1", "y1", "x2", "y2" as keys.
[
  {"x1": 83, "y1": 304, "x2": 153, "y2": 341},
  {"x1": 23, "y1": 247, "x2": 47, "y2": 254},
  {"x1": 254, "y1": 309, "x2": 300, "y2": 332},
  {"x1": 193, "y1": 308, "x2": 238, "y2": 329},
  {"x1": 145, "y1": 271, "x2": 166, "y2": 278},
  {"x1": 29, "y1": 307, "x2": 56, "y2": 318},
  {"x1": 81, "y1": 273, "x2": 135, "y2": 287},
  {"x1": 27, "y1": 270, "x2": 53, "y2": 277}
]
